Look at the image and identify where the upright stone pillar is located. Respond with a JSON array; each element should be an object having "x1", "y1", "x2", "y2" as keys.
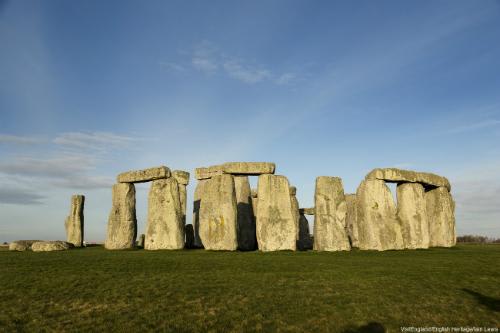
[
  {"x1": 199, "y1": 174, "x2": 238, "y2": 251},
  {"x1": 145, "y1": 178, "x2": 184, "y2": 250},
  {"x1": 356, "y1": 179, "x2": 404, "y2": 251},
  {"x1": 251, "y1": 189, "x2": 258, "y2": 220},
  {"x1": 297, "y1": 214, "x2": 313, "y2": 250},
  {"x1": 256, "y1": 174, "x2": 297, "y2": 251},
  {"x1": 65, "y1": 194, "x2": 85, "y2": 247},
  {"x1": 313, "y1": 176, "x2": 350, "y2": 251},
  {"x1": 234, "y1": 176, "x2": 257, "y2": 251},
  {"x1": 345, "y1": 194, "x2": 358, "y2": 248},
  {"x1": 397, "y1": 183, "x2": 429, "y2": 249},
  {"x1": 105, "y1": 183, "x2": 137, "y2": 250},
  {"x1": 192, "y1": 179, "x2": 208, "y2": 248},
  {"x1": 289, "y1": 186, "x2": 302, "y2": 248},
  {"x1": 426, "y1": 187, "x2": 456, "y2": 247},
  {"x1": 172, "y1": 170, "x2": 190, "y2": 224}
]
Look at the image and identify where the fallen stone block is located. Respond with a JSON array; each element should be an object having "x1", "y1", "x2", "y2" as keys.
[
  {"x1": 9, "y1": 240, "x2": 42, "y2": 251},
  {"x1": 32, "y1": 241, "x2": 73, "y2": 252},
  {"x1": 117, "y1": 166, "x2": 171, "y2": 183}
]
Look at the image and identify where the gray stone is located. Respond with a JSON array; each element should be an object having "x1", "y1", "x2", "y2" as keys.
[
  {"x1": 145, "y1": 178, "x2": 184, "y2": 250},
  {"x1": 192, "y1": 179, "x2": 208, "y2": 248},
  {"x1": 356, "y1": 179, "x2": 404, "y2": 251},
  {"x1": 297, "y1": 214, "x2": 313, "y2": 250},
  {"x1": 117, "y1": 166, "x2": 171, "y2": 183},
  {"x1": 366, "y1": 168, "x2": 451, "y2": 191},
  {"x1": 234, "y1": 176, "x2": 257, "y2": 251},
  {"x1": 313, "y1": 176, "x2": 350, "y2": 251},
  {"x1": 185, "y1": 224, "x2": 195, "y2": 249},
  {"x1": 9, "y1": 240, "x2": 41, "y2": 251},
  {"x1": 251, "y1": 188, "x2": 258, "y2": 219},
  {"x1": 397, "y1": 183, "x2": 429, "y2": 249},
  {"x1": 32, "y1": 241, "x2": 73, "y2": 252},
  {"x1": 105, "y1": 183, "x2": 137, "y2": 250},
  {"x1": 426, "y1": 187, "x2": 456, "y2": 247},
  {"x1": 195, "y1": 166, "x2": 223, "y2": 180},
  {"x1": 173, "y1": 170, "x2": 189, "y2": 225},
  {"x1": 137, "y1": 234, "x2": 145, "y2": 247},
  {"x1": 256, "y1": 175, "x2": 297, "y2": 251},
  {"x1": 199, "y1": 174, "x2": 238, "y2": 251},
  {"x1": 290, "y1": 186, "x2": 300, "y2": 245},
  {"x1": 64, "y1": 194, "x2": 84, "y2": 247},
  {"x1": 345, "y1": 194, "x2": 359, "y2": 248}
]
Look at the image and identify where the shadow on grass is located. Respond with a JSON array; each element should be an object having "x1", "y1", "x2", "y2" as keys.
[
  {"x1": 342, "y1": 322, "x2": 386, "y2": 333},
  {"x1": 462, "y1": 288, "x2": 500, "y2": 312}
]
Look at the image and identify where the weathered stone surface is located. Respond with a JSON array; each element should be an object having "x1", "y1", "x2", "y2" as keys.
[
  {"x1": 251, "y1": 189, "x2": 258, "y2": 219},
  {"x1": 185, "y1": 224, "x2": 195, "y2": 249},
  {"x1": 192, "y1": 179, "x2": 208, "y2": 248},
  {"x1": 297, "y1": 214, "x2": 313, "y2": 250},
  {"x1": 137, "y1": 234, "x2": 145, "y2": 247},
  {"x1": 173, "y1": 170, "x2": 189, "y2": 224},
  {"x1": 195, "y1": 166, "x2": 223, "y2": 180},
  {"x1": 366, "y1": 168, "x2": 451, "y2": 191},
  {"x1": 289, "y1": 186, "x2": 297, "y2": 196},
  {"x1": 345, "y1": 194, "x2": 359, "y2": 248},
  {"x1": 117, "y1": 166, "x2": 171, "y2": 183},
  {"x1": 222, "y1": 162, "x2": 275, "y2": 175},
  {"x1": 199, "y1": 174, "x2": 238, "y2": 251},
  {"x1": 299, "y1": 208, "x2": 315, "y2": 215},
  {"x1": 397, "y1": 183, "x2": 429, "y2": 249},
  {"x1": 256, "y1": 175, "x2": 297, "y2": 251},
  {"x1": 105, "y1": 183, "x2": 137, "y2": 250},
  {"x1": 32, "y1": 241, "x2": 72, "y2": 252},
  {"x1": 145, "y1": 178, "x2": 184, "y2": 250},
  {"x1": 9, "y1": 240, "x2": 41, "y2": 251},
  {"x1": 64, "y1": 195, "x2": 84, "y2": 247},
  {"x1": 356, "y1": 179, "x2": 404, "y2": 251},
  {"x1": 172, "y1": 170, "x2": 190, "y2": 185},
  {"x1": 290, "y1": 186, "x2": 300, "y2": 243},
  {"x1": 234, "y1": 176, "x2": 257, "y2": 251},
  {"x1": 313, "y1": 177, "x2": 350, "y2": 251},
  {"x1": 426, "y1": 187, "x2": 456, "y2": 247}
]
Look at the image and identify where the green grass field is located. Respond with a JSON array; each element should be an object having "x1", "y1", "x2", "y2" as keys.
[{"x1": 0, "y1": 245, "x2": 498, "y2": 332}]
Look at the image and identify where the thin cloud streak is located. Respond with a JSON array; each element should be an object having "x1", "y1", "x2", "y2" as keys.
[
  {"x1": 446, "y1": 120, "x2": 500, "y2": 134},
  {"x1": 0, "y1": 134, "x2": 45, "y2": 145}
]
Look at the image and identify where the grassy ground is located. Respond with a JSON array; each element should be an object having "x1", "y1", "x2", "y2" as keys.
[{"x1": 0, "y1": 245, "x2": 498, "y2": 332}]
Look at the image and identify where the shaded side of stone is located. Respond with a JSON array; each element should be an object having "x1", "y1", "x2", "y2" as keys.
[
  {"x1": 192, "y1": 179, "x2": 208, "y2": 248},
  {"x1": 234, "y1": 176, "x2": 257, "y2": 251}
]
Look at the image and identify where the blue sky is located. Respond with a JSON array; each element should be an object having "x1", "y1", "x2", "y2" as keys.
[{"x1": 1, "y1": 0, "x2": 500, "y2": 242}]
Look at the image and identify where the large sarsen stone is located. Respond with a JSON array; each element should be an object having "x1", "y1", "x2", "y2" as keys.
[
  {"x1": 64, "y1": 194, "x2": 84, "y2": 247},
  {"x1": 105, "y1": 183, "x2": 137, "y2": 250}
]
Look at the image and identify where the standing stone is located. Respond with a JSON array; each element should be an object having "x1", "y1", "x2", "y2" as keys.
[
  {"x1": 289, "y1": 186, "x2": 300, "y2": 245},
  {"x1": 173, "y1": 170, "x2": 190, "y2": 224},
  {"x1": 64, "y1": 194, "x2": 85, "y2": 247},
  {"x1": 185, "y1": 224, "x2": 195, "y2": 249},
  {"x1": 199, "y1": 174, "x2": 238, "y2": 251},
  {"x1": 426, "y1": 187, "x2": 456, "y2": 247},
  {"x1": 313, "y1": 177, "x2": 350, "y2": 251},
  {"x1": 251, "y1": 189, "x2": 258, "y2": 219},
  {"x1": 234, "y1": 176, "x2": 257, "y2": 251},
  {"x1": 397, "y1": 183, "x2": 429, "y2": 249},
  {"x1": 256, "y1": 175, "x2": 297, "y2": 251},
  {"x1": 297, "y1": 214, "x2": 313, "y2": 250},
  {"x1": 345, "y1": 194, "x2": 359, "y2": 248},
  {"x1": 145, "y1": 178, "x2": 184, "y2": 250},
  {"x1": 192, "y1": 179, "x2": 208, "y2": 248},
  {"x1": 137, "y1": 234, "x2": 145, "y2": 248},
  {"x1": 356, "y1": 179, "x2": 404, "y2": 251},
  {"x1": 105, "y1": 183, "x2": 137, "y2": 250}
]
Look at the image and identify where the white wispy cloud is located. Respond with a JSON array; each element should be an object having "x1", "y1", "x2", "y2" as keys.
[
  {"x1": 0, "y1": 187, "x2": 46, "y2": 205},
  {"x1": 446, "y1": 120, "x2": 500, "y2": 134},
  {"x1": 0, "y1": 134, "x2": 45, "y2": 145},
  {"x1": 53, "y1": 131, "x2": 139, "y2": 152},
  {"x1": 163, "y1": 41, "x2": 296, "y2": 85}
]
